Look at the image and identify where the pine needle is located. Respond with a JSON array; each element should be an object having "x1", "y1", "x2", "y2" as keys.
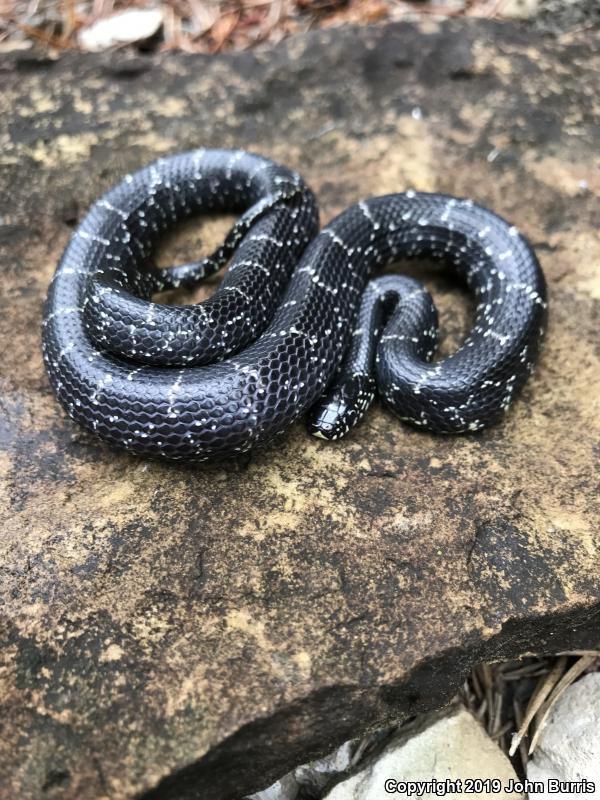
[
  {"x1": 508, "y1": 655, "x2": 567, "y2": 757},
  {"x1": 512, "y1": 696, "x2": 530, "y2": 776},
  {"x1": 528, "y1": 654, "x2": 598, "y2": 754}
]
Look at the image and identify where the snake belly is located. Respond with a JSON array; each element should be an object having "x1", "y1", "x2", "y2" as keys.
[{"x1": 42, "y1": 149, "x2": 547, "y2": 461}]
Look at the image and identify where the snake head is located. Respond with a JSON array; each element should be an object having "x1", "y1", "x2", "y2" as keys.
[{"x1": 307, "y1": 373, "x2": 377, "y2": 441}]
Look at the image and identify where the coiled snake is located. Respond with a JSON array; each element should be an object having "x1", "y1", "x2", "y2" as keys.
[{"x1": 42, "y1": 149, "x2": 547, "y2": 461}]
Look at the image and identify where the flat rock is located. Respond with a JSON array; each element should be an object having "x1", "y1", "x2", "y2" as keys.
[
  {"x1": 0, "y1": 18, "x2": 599, "y2": 800},
  {"x1": 324, "y1": 706, "x2": 523, "y2": 799},
  {"x1": 248, "y1": 774, "x2": 300, "y2": 800},
  {"x1": 528, "y1": 673, "x2": 600, "y2": 796}
]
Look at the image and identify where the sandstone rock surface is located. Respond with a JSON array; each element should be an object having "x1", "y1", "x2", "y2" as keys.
[{"x1": 0, "y1": 18, "x2": 599, "y2": 800}]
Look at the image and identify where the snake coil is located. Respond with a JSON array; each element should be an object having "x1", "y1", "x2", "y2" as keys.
[{"x1": 43, "y1": 149, "x2": 547, "y2": 461}]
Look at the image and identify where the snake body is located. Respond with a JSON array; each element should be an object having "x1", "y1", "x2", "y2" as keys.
[{"x1": 42, "y1": 149, "x2": 547, "y2": 461}]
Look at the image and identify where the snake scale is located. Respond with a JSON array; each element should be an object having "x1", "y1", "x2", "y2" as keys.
[{"x1": 42, "y1": 149, "x2": 547, "y2": 461}]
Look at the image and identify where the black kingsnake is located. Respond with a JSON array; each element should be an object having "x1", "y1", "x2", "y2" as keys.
[{"x1": 42, "y1": 149, "x2": 547, "y2": 461}]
